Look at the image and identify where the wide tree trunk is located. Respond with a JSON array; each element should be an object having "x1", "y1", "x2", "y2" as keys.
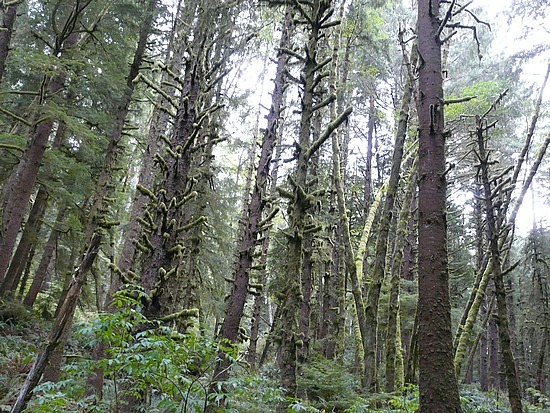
[{"x1": 416, "y1": 0, "x2": 461, "y2": 410}]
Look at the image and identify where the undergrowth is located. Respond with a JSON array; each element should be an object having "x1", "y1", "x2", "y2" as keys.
[{"x1": 0, "y1": 294, "x2": 547, "y2": 412}]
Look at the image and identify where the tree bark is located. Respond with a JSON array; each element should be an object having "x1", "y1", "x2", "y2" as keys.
[
  {"x1": 23, "y1": 207, "x2": 66, "y2": 308},
  {"x1": 10, "y1": 234, "x2": 101, "y2": 413},
  {"x1": 416, "y1": 0, "x2": 461, "y2": 410},
  {"x1": 363, "y1": 43, "x2": 415, "y2": 392},
  {"x1": 0, "y1": 0, "x2": 19, "y2": 83},
  {"x1": 385, "y1": 158, "x2": 417, "y2": 392},
  {"x1": 277, "y1": 0, "x2": 351, "y2": 401},
  {"x1": 476, "y1": 118, "x2": 523, "y2": 413},
  {"x1": 0, "y1": 2, "x2": 86, "y2": 289}
]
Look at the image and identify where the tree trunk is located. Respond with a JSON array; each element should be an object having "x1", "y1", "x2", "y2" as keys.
[
  {"x1": 385, "y1": 158, "x2": 417, "y2": 392},
  {"x1": 248, "y1": 142, "x2": 284, "y2": 369},
  {"x1": 0, "y1": 0, "x2": 19, "y2": 83},
  {"x1": 476, "y1": 117, "x2": 523, "y2": 413},
  {"x1": 23, "y1": 207, "x2": 66, "y2": 308},
  {"x1": 416, "y1": 0, "x2": 461, "y2": 410},
  {"x1": 39, "y1": 0, "x2": 159, "y2": 392},
  {"x1": 0, "y1": 3, "x2": 86, "y2": 289},
  {"x1": 10, "y1": 234, "x2": 101, "y2": 413},
  {"x1": 363, "y1": 42, "x2": 415, "y2": 392},
  {"x1": 277, "y1": 0, "x2": 351, "y2": 400},
  {"x1": 116, "y1": 0, "x2": 188, "y2": 278},
  {"x1": 1, "y1": 188, "x2": 49, "y2": 295}
]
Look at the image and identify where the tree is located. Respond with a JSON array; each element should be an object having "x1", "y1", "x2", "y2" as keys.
[
  {"x1": 210, "y1": 4, "x2": 291, "y2": 390},
  {"x1": 416, "y1": 0, "x2": 461, "y2": 410},
  {"x1": 0, "y1": 0, "x2": 21, "y2": 83}
]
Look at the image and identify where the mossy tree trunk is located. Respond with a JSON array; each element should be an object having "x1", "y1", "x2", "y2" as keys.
[
  {"x1": 385, "y1": 158, "x2": 417, "y2": 392},
  {"x1": 322, "y1": 0, "x2": 348, "y2": 362},
  {"x1": 454, "y1": 64, "x2": 549, "y2": 377},
  {"x1": 363, "y1": 41, "x2": 415, "y2": 393},
  {"x1": 248, "y1": 142, "x2": 285, "y2": 369},
  {"x1": 277, "y1": 0, "x2": 351, "y2": 400},
  {"x1": 32, "y1": 0, "x2": 159, "y2": 392},
  {"x1": 135, "y1": 1, "x2": 236, "y2": 324},
  {"x1": 475, "y1": 117, "x2": 523, "y2": 413}
]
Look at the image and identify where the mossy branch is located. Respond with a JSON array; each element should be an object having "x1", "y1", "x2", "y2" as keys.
[
  {"x1": 258, "y1": 206, "x2": 280, "y2": 229},
  {"x1": 0, "y1": 143, "x2": 24, "y2": 152},
  {"x1": 134, "y1": 73, "x2": 178, "y2": 110},
  {"x1": 158, "y1": 308, "x2": 199, "y2": 323},
  {"x1": 0, "y1": 107, "x2": 32, "y2": 126},
  {"x1": 136, "y1": 184, "x2": 157, "y2": 201},
  {"x1": 177, "y1": 216, "x2": 207, "y2": 233},
  {"x1": 305, "y1": 106, "x2": 352, "y2": 160}
]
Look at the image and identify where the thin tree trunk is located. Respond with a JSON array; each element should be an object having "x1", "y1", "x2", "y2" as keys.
[
  {"x1": 23, "y1": 207, "x2": 66, "y2": 308},
  {"x1": 0, "y1": 3, "x2": 86, "y2": 288},
  {"x1": 1, "y1": 188, "x2": 49, "y2": 295},
  {"x1": 363, "y1": 43, "x2": 416, "y2": 392},
  {"x1": 385, "y1": 158, "x2": 417, "y2": 392},
  {"x1": 0, "y1": 0, "x2": 20, "y2": 83},
  {"x1": 248, "y1": 141, "x2": 284, "y2": 369},
  {"x1": 476, "y1": 117, "x2": 523, "y2": 413},
  {"x1": 10, "y1": 234, "x2": 101, "y2": 413}
]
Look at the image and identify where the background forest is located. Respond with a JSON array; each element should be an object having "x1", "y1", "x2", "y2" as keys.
[{"x1": 0, "y1": 0, "x2": 548, "y2": 412}]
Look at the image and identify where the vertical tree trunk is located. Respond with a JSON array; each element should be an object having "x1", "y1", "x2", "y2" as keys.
[
  {"x1": 1, "y1": 188, "x2": 49, "y2": 295},
  {"x1": 416, "y1": 0, "x2": 461, "y2": 410},
  {"x1": 115, "y1": 1, "x2": 186, "y2": 278},
  {"x1": 488, "y1": 313, "x2": 500, "y2": 389},
  {"x1": 385, "y1": 158, "x2": 417, "y2": 392},
  {"x1": 277, "y1": 0, "x2": 351, "y2": 400},
  {"x1": 0, "y1": 2, "x2": 86, "y2": 289},
  {"x1": 2, "y1": 120, "x2": 69, "y2": 296},
  {"x1": 23, "y1": 207, "x2": 66, "y2": 308},
  {"x1": 363, "y1": 95, "x2": 375, "y2": 219},
  {"x1": 248, "y1": 142, "x2": 284, "y2": 369},
  {"x1": 476, "y1": 118, "x2": 523, "y2": 413},
  {"x1": 479, "y1": 296, "x2": 489, "y2": 391},
  {"x1": 0, "y1": 0, "x2": 19, "y2": 83},
  {"x1": 363, "y1": 43, "x2": 415, "y2": 392},
  {"x1": 323, "y1": 0, "x2": 348, "y2": 362}
]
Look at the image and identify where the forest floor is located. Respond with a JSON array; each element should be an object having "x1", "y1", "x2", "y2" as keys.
[{"x1": 1, "y1": 303, "x2": 548, "y2": 413}]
